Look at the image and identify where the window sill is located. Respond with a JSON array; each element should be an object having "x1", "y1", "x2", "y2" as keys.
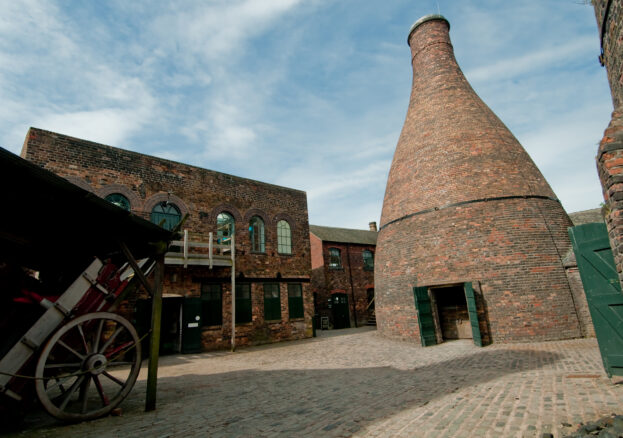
[
  {"x1": 235, "y1": 321, "x2": 253, "y2": 326},
  {"x1": 329, "y1": 267, "x2": 344, "y2": 271},
  {"x1": 265, "y1": 319, "x2": 282, "y2": 324},
  {"x1": 289, "y1": 317, "x2": 305, "y2": 321},
  {"x1": 277, "y1": 252, "x2": 293, "y2": 257},
  {"x1": 250, "y1": 251, "x2": 267, "y2": 256},
  {"x1": 202, "y1": 324, "x2": 222, "y2": 329}
]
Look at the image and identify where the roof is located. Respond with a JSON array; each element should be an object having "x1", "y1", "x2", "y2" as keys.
[
  {"x1": 568, "y1": 208, "x2": 604, "y2": 226},
  {"x1": 309, "y1": 225, "x2": 377, "y2": 245},
  {"x1": 0, "y1": 146, "x2": 174, "y2": 272}
]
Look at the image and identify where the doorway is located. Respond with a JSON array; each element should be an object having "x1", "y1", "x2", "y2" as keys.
[
  {"x1": 331, "y1": 293, "x2": 350, "y2": 329},
  {"x1": 432, "y1": 286, "x2": 471, "y2": 340}
]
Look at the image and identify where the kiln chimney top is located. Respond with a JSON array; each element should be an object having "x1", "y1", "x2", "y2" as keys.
[{"x1": 407, "y1": 14, "x2": 449, "y2": 45}]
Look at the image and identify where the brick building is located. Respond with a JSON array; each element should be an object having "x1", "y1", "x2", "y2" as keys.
[
  {"x1": 21, "y1": 127, "x2": 313, "y2": 352},
  {"x1": 375, "y1": 15, "x2": 585, "y2": 345},
  {"x1": 310, "y1": 224, "x2": 377, "y2": 329}
]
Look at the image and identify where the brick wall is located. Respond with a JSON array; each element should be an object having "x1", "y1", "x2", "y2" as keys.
[
  {"x1": 375, "y1": 16, "x2": 583, "y2": 344},
  {"x1": 594, "y1": 1, "x2": 623, "y2": 290},
  {"x1": 22, "y1": 127, "x2": 313, "y2": 350},
  {"x1": 310, "y1": 238, "x2": 375, "y2": 328},
  {"x1": 593, "y1": 0, "x2": 623, "y2": 109}
]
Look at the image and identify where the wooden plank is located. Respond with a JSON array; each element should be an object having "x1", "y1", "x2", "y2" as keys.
[
  {"x1": 413, "y1": 286, "x2": 437, "y2": 347},
  {"x1": 145, "y1": 255, "x2": 164, "y2": 411},
  {"x1": 0, "y1": 259, "x2": 103, "y2": 396}
]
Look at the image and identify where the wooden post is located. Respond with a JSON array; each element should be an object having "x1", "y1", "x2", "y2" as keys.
[
  {"x1": 145, "y1": 254, "x2": 164, "y2": 411},
  {"x1": 231, "y1": 234, "x2": 236, "y2": 352}
]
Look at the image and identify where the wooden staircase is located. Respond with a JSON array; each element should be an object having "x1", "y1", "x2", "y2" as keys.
[{"x1": 366, "y1": 297, "x2": 376, "y2": 326}]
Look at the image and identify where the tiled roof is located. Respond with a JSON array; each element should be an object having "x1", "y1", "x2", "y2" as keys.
[
  {"x1": 309, "y1": 225, "x2": 377, "y2": 245},
  {"x1": 568, "y1": 208, "x2": 603, "y2": 226}
]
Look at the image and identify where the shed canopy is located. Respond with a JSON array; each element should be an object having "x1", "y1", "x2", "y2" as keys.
[{"x1": 0, "y1": 146, "x2": 173, "y2": 273}]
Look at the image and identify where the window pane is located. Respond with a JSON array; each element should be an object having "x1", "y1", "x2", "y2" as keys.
[
  {"x1": 105, "y1": 193, "x2": 131, "y2": 211},
  {"x1": 329, "y1": 248, "x2": 341, "y2": 268},
  {"x1": 277, "y1": 220, "x2": 292, "y2": 254},
  {"x1": 250, "y1": 216, "x2": 265, "y2": 252},
  {"x1": 217, "y1": 212, "x2": 235, "y2": 241},
  {"x1": 201, "y1": 284, "x2": 222, "y2": 326},
  {"x1": 363, "y1": 250, "x2": 374, "y2": 271},
  {"x1": 263, "y1": 283, "x2": 281, "y2": 321},
  {"x1": 235, "y1": 283, "x2": 252, "y2": 323},
  {"x1": 288, "y1": 284, "x2": 304, "y2": 319},
  {"x1": 151, "y1": 202, "x2": 181, "y2": 230}
]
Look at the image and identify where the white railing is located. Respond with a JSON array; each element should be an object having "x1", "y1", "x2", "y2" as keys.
[{"x1": 165, "y1": 230, "x2": 234, "y2": 268}]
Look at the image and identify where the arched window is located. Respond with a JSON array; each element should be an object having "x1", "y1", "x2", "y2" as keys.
[
  {"x1": 277, "y1": 220, "x2": 292, "y2": 254},
  {"x1": 150, "y1": 202, "x2": 181, "y2": 231},
  {"x1": 105, "y1": 193, "x2": 130, "y2": 211},
  {"x1": 249, "y1": 216, "x2": 265, "y2": 253},
  {"x1": 363, "y1": 250, "x2": 374, "y2": 271},
  {"x1": 216, "y1": 212, "x2": 235, "y2": 242},
  {"x1": 329, "y1": 248, "x2": 342, "y2": 269}
]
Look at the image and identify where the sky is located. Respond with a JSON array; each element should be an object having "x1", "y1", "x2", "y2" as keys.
[{"x1": 0, "y1": 0, "x2": 613, "y2": 229}]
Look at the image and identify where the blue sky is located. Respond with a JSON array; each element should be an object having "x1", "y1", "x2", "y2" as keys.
[{"x1": 0, "y1": 1, "x2": 613, "y2": 229}]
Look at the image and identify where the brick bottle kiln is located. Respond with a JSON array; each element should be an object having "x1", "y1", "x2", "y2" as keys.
[{"x1": 375, "y1": 15, "x2": 582, "y2": 344}]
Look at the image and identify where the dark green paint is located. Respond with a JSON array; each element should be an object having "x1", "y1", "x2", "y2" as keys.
[
  {"x1": 464, "y1": 282, "x2": 482, "y2": 347},
  {"x1": 413, "y1": 286, "x2": 437, "y2": 346},
  {"x1": 569, "y1": 223, "x2": 623, "y2": 377},
  {"x1": 182, "y1": 297, "x2": 202, "y2": 354}
]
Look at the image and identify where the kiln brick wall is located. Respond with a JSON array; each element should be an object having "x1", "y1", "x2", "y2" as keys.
[
  {"x1": 376, "y1": 16, "x2": 583, "y2": 344},
  {"x1": 21, "y1": 127, "x2": 313, "y2": 350}
]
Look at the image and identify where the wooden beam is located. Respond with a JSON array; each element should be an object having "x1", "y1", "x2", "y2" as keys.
[
  {"x1": 119, "y1": 241, "x2": 155, "y2": 297},
  {"x1": 145, "y1": 255, "x2": 164, "y2": 411}
]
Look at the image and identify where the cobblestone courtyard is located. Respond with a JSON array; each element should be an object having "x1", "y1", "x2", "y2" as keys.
[{"x1": 7, "y1": 327, "x2": 623, "y2": 438}]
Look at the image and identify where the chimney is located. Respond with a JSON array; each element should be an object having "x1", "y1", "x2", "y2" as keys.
[
  {"x1": 374, "y1": 15, "x2": 580, "y2": 345},
  {"x1": 369, "y1": 221, "x2": 377, "y2": 232}
]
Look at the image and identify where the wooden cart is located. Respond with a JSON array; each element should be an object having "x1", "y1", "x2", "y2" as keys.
[{"x1": 0, "y1": 146, "x2": 174, "y2": 423}]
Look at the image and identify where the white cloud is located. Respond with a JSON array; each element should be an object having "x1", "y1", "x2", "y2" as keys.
[
  {"x1": 34, "y1": 108, "x2": 150, "y2": 147},
  {"x1": 464, "y1": 36, "x2": 597, "y2": 84}
]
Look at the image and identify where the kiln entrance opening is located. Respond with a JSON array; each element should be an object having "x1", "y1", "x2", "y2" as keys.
[{"x1": 431, "y1": 285, "x2": 471, "y2": 341}]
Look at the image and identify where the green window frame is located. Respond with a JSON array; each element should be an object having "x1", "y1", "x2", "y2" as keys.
[
  {"x1": 329, "y1": 247, "x2": 342, "y2": 269},
  {"x1": 217, "y1": 212, "x2": 235, "y2": 243},
  {"x1": 201, "y1": 283, "x2": 222, "y2": 326},
  {"x1": 363, "y1": 250, "x2": 374, "y2": 271},
  {"x1": 151, "y1": 201, "x2": 181, "y2": 231},
  {"x1": 288, "y1": 283, "x2": 304, "y2": 319},
  {"x1": 263, "y1": 283, "x2": 281, "y2": 321},
  {"x1": 250, "y1": 216, "x2": 266, "y2": 253},
  {"x1": 235, "y1": 283, "x2": 252, "y2": 324},
  {"x1": 105, "y1": 193, "x2": 131, "y2": 211},
  {"x1": 277, "y1": 220, "x2": 292, "y2": 254}
]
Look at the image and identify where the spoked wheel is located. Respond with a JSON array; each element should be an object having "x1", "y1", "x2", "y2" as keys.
[{"x1": 35, "y1": 312, "x2": 142, "y2": 422}]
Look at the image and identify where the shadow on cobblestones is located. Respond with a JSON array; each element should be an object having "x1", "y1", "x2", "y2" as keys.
[{"x1": 9, "y1": 347, "x2": 565, "y2": 437}]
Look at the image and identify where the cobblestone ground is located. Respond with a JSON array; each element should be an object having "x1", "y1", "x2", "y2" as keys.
[{"x1": 6, "y1": 327, "x2": 622, "y2": 438}]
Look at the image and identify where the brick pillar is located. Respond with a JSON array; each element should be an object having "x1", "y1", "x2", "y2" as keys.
[{"x1": 594, "y1": 0, "x2": 623, "y2": 286}]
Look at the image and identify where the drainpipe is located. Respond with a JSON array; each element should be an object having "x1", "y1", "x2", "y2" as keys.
[{"x1": 346, "y1": 243, "x2": 358, "y2": 327}]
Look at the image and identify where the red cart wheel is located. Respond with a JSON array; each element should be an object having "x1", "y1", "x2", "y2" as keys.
[{"x1": 35, "y1": 312, "x2": 142, "y2": 422}]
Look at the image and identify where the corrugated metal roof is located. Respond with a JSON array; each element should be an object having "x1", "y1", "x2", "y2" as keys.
[{"x1": 309, "y1": 225, "x2": 377, "y2": 245}]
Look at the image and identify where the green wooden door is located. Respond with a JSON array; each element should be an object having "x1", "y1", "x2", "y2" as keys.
[
  {"x1": 331, "y1": 293, "x2": 350, "y2": 329},
  {"x1": 569, "y1": 223, "x2": 623, "y2": 377},
  {"x1": 182, "y1": 297, "x2": 202, "y2": 354},
  {"x1": 464, "y1": 282, "x2": 482, "y2": 347},
  {"x1": 413, "y1": 286, "x2": 437, "y2": 346}
]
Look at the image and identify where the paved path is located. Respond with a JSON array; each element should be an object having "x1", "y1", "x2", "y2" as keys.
[{"x1": 6, "y1": 327, "x2": 623, "y2": 437}]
